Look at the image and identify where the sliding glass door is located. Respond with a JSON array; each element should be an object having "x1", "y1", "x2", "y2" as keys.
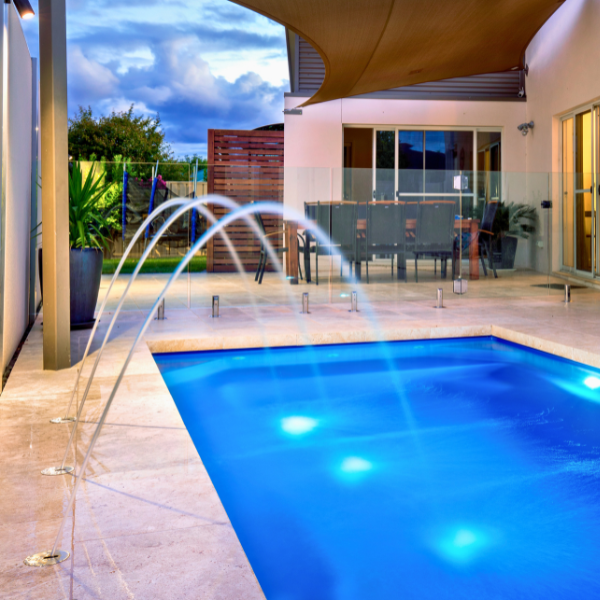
[
  {"x1": 375, "y1": 130, "x2": 395, "y2": 200},
  {"x1": 343, "y1": 126, "x2": 501, "y2": 212},
  {"x1": 562, "y1": 107, "x2": 599, "y2": 275},
  {"x1": 396, "y1": 130, "x2": 474, "y2": 219}
]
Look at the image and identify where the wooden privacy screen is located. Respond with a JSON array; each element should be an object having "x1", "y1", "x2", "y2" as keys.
[{"x1": 207, "y1": 129, "x2": 284, "y2": 272}]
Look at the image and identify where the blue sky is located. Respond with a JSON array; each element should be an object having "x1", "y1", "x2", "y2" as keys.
[{"x1": 22, "y1": 0, "x2": 289, "y2": 158}]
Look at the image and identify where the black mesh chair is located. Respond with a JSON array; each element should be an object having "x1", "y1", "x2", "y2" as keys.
[
  {"x1": 253, "y1": 208, "x2": 304, "y2": 284},
  {"x1": 478, "y1": 201, "x2": 499, "y2": 278},
  {"x1": 314, "y1": 202, "x2": 357, "y2": 285},
  {"x1": 364, "y1": 201, "x2": 407, "y2": 283},
  {"x1": 413, "y1": 201, "x2": 455, "y2": 282}
]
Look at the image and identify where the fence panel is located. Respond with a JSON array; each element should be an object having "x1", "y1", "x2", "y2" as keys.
[{"x1": 207, "y1": 129, "x2": 284, "y2": 272}]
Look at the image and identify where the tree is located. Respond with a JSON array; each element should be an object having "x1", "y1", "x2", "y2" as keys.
[{"x1": 68, "y1": 105, "x2": 173, "y2": 163}]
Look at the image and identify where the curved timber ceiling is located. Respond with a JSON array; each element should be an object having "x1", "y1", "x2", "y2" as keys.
[{"x1": 229, "y1": 0, "x2": 565, "y2": 105}]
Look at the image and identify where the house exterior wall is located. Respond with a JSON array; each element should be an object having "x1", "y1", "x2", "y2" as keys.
[
  {"x1": 283, "y1": 96, "x2": 528, "y2": 218},
  {"x1": 525, "y1": 0, "x2": 600, "y2": 272}
]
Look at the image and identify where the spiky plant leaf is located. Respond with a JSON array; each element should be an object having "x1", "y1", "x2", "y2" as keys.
[{"x1": 69, "y1": 162, "x2": 114, "y2": 249}]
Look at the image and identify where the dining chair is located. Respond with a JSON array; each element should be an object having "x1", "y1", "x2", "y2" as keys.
[
  {"x1": 253, "y1": 206, "x2": 304, "y2": 284},
  {"x1": 413, "y1": 201, "x2": 455, "y2": 282},
  {"x1": 314, "y1": 202, "x2": 357, "y2": 285},
  {"x1": 365, "y1": 200, "x2": 407, "y2": 283},
  {"x1": 478, "y1": 200, "x2": 499, "y2": 278}
]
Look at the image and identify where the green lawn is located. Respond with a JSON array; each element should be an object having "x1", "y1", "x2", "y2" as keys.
[{"x1": 102, "y1": 256, "x2": 207, "y2": 274}]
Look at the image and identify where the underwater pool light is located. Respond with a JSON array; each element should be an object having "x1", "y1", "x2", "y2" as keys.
[
  {"x1": 340, "y1": 456, "x2": 372, "y2": 473},
  {"x1": 281, "y1": 416, "x2": 318, "y2": 435},
  {"x1": 453, "y1": 529, "x2": 477, "y2": 548},
  {"x1": 436, "y1": 526, "x2": 490, "y2": 565},
  {"x1": 584, "y1": 376, "x2": 600, "y2": 390}
]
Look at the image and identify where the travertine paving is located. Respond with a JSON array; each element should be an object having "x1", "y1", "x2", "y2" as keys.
[{"x1": 3, "y1": 269, "x2": 600, "y2": 599}]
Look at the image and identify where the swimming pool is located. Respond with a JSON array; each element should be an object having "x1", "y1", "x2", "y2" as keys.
[{"x1": 154, "y1": 337, "x2": 600, "y2": 599}]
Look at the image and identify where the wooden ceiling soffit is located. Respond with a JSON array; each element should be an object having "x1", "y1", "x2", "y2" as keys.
[{"x1": 229, "y1": 0, "x2": 565, "y2": 105}]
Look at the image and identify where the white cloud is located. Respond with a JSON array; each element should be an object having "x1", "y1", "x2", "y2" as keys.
[
  {"x1": 25, "y1": 0, "x2": 288, "y2": 157},
  {"x1": 68, "y1": 45, "x2": 119, "y2": 100}
]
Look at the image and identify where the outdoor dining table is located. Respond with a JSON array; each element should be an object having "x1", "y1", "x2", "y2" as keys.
[{"x1": 285, "y1": 202, "x2": 480, "y2": 284}]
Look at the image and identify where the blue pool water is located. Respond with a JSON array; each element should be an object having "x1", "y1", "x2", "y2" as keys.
[{"x1": 154, "y1": 337, "x2": 600, "y2": 599}]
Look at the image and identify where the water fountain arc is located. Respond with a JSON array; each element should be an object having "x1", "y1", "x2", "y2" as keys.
[
  {"x1": 48, "y1": 196, "x2": 281, "y2": 477},
  {"x1": 31, "y1": 200, "x2": 411, "y2": 568},
  {"x1": 26, "y1": 201, "x2": 353, "y2": 565},
  {"x1": 48, "y1": 195, "x2": 306, "y2": 478},
  {"x1": 56, "y1": 194, "x2": 299, "y2": 427},
  {"x1": 52, "y1": 197, "x2": 194, "y2": 425}
]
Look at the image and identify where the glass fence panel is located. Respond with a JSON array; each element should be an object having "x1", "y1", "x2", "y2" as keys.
[
  {"x1": 77, "y1": 160, "x2": 197, "y2": 266},
  {"x1": 83, "y1": 164, "x2": 576, "y2": 326}
]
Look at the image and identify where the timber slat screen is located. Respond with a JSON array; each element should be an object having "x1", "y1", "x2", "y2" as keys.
[{"x1": 207, "y1": 129, "x2": 284, "y2": 272}]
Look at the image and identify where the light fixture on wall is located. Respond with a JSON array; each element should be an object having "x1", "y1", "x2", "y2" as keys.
[
  {"x1": 10, "y1": 0, "x2": 35, "y2": 20},
  {"x1": 517, "y1": 121, "x2": 534, "y2": 136}
]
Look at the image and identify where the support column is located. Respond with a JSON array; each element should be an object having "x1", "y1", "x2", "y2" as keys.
[{"x1": 39, "y1": 0, "x2": 70, "y2": 369}]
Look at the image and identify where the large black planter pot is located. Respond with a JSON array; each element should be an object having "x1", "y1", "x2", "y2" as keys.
[
  {"x1": 39, "y1": 248, "x2": 103, "y2": 329},
  {"x1": 492, "y1": 235, "x2": 519, "y2": 270},
  {"x1": 70, "y1": 248, "x2": 103, "y2": 327}
]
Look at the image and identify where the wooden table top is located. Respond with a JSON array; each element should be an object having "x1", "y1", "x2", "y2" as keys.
[{"x1": 354, "y1": 218, "x2": 478, "y2": 230}]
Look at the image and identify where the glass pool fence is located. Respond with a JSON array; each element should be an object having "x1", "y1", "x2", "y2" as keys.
[{"x1": 72, "y1": 162, "x2": 585, "y2": 315}]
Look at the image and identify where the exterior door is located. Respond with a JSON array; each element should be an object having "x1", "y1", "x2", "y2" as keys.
[
  {"x1": 575, "y1": 110, "x2": 593, "y2": 272},
  {"x1": 562, "y1": 108, "x2": 598, "y2": 275}
]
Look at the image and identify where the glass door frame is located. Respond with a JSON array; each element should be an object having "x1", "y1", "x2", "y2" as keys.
[
  {"x1": 365, "y1": 126, "x2": 504, "y2": 210},
  {"x1": 560, "y1": 105, "x2": 599, "y2": 277},
  {"x1": 372, "y1": 127, "x2": 396, "y2": 200},
  {"x1": 342, "y1": 124, "x2": 504, "y2": 216}
]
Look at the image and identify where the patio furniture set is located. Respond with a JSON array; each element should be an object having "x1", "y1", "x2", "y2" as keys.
[{"x1": 254, "y1": 200, "x2": 499, "y2": 285}]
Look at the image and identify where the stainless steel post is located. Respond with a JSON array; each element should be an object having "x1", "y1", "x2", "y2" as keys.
[
  {"x1": 187, "y1": 268, "x2": 191, "y2": 308},
  {"x1": 157, "y1": 298, "x2": 165, "y2": 320},
  {"x1": 349, "y1": 291, "x2": 358, "y2": 312},
  {"x1": 188, "y1": 161, "x2": 198, "y2": 309},
  {"x1": 301, "y1": 292, "x2": 310, "y2": 314},
  {"x1": 564, "y1": 284, "x2": 571, "y2": 303},
  {"x1": 458, "y1": 170, "x2": 463, "y2": 281},
  {"x1": 212, "y1": 295, "x2": 219, "y2": 318},
  {"x1": 435, "y1": 288, "x2": 444, "y2": 309},
  {"x1": 452, "y1": 170, "x2": 468, "y2": 295}
]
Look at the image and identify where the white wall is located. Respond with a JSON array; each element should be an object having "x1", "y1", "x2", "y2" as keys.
[
  {"x1": 284, "y1": 96, "x2": 529, "y2": 172},
  {"x1": 284, "y1": 94, "x2": 529, "y2": 217},
  {"x1": 525, "y1": 0, "x2": 600, "y2": 272},
  {"x1": 1, "y1": 5, "x2": 33, "y2": 378}
]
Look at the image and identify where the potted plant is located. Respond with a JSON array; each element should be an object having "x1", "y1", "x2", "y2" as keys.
[
  {"x1": 68, "y1": 162, "x2": 114, "y2": 327},
  {"x1": 491, "y1": 202, "x2": 537, "y2": 269},
  {"x1": 40, "y1": 162, "x2": 113, "y2": 328}
]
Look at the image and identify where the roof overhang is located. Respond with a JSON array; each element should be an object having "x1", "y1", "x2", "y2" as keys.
[{"x1": 230, "y1": 0, "x2": 566, "y2": 105}]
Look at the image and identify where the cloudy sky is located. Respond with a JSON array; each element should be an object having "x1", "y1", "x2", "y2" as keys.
[{"x1": 21, "y1": 0, "x2": 289, "y2": 158}]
